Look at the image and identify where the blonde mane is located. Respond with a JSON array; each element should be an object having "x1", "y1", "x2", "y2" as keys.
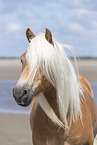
[{"x1": 26, "y1": 33, "x2": 83, "y2": 132}]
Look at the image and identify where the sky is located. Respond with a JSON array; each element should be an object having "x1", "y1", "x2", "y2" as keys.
[{"x1": 0, "y1": 0, "x2": 97, "y2": 57}]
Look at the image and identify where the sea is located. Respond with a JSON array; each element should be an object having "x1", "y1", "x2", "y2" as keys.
[{"x1": 0, "y1": 79, "x2": 97, "y2": 114}]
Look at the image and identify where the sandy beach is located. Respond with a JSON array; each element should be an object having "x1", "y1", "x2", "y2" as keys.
[
  {"x1": 0, "y1": 58, "x2": 97, "y2": 145},
  {"x1": 0, "y1": 113, "x2": 32, "y2": 145},
  {"x1": 0, "y1": 58, "x2": 97, "y2": 81}
]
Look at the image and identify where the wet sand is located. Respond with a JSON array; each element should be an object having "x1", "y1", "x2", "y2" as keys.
[{"x1": 0, "y1": 59, "x2": 97, "y2": 145}]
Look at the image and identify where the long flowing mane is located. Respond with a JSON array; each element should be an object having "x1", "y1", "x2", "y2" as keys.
[{"x1": 26, "y1": 33, "x2": 83, "y2": 132}]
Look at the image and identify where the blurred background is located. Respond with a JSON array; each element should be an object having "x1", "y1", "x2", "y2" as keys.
[
  {"x1": 0, "y1": 1, "x2": 97, "y2": 145},
  {"x1": 0, "y1": 0, "x2": 97, "y2": 58}
]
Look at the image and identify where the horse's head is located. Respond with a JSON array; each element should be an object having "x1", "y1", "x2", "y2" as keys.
[{"x1": 13, "y1": 28, "x2": 53, "y2": 107}]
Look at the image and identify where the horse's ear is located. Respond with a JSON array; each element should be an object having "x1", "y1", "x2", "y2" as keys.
[
  {"x1": 26, "y1": 28, "x2": 35, "y2": 42},
  {"x1": 45, "y1": 28, "x2": 54, "y2": 46}
]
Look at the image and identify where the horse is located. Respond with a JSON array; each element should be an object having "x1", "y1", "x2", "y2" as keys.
[{"x1": 13, "y1": 28, "x2": 97, "y2": 145}]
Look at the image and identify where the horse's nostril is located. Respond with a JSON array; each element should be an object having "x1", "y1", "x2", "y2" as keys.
[{"x1": 24, "y1": 90, "x2": 27, "y2": 95}]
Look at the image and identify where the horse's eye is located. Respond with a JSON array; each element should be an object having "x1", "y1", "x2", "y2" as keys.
[{"x1": 21, "y1": 59, "x2": 23, "y2": 63}]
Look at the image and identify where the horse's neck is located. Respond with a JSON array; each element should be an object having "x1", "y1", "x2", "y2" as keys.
[{"x1": 44, "y1": 87, "x2": 61, "y2": 119}]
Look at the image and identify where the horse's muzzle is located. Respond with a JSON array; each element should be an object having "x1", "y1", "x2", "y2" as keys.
[{"x1": 13, "y1": 85, "x2": 33, "y2": 107}]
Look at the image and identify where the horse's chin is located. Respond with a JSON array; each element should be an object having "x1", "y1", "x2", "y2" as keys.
[
  {"x1": 17, "y1": 101, "x2": 31, "y2": 107},
  {"x1": 17, "y1": 97, "x2": 32, "y2": 107}
]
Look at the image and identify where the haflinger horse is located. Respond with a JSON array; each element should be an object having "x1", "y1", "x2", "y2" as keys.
[{"x1": 13, "y1": 28, "x2": 97, "y2": 145}]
